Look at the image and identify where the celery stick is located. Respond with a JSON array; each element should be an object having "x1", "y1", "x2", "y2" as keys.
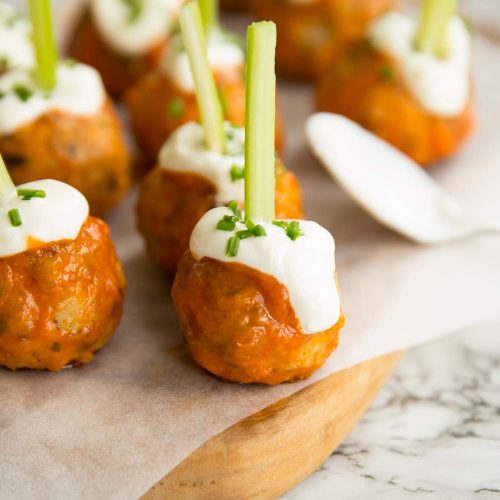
[
  {"x1": 180, "y1": 1, "x2": 226, "y2": 153},
  {"x1": 199, "y1": 0, "x2": 218, "y2": 33},
  {"x1": 0, "y1": 155, "x2": 16, "y2": 201},
  {"x1": 28, "y1": 0, "x2": 58, "y2": 91},
  {"x1": 415, "y1": 0, "x2": 457, "y2": 58},
  {"x1": 244, "y1": 21, "x2": 276, "y2": 222}
]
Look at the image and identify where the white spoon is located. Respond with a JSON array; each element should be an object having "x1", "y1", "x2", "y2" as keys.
[{"x1": 306, "y1": 113, "x2": 500, "y2": 244}]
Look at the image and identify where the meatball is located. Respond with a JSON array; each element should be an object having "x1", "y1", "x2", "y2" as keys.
[
  {"x1": 124, "y1": 70, "x2": 284, "y2": 166},
  {"x1": 67, "y1": 8, "x2": 164, "y2": 96},
  {"x1": 0, "y1": 217, "x2": 126, "y2": 371},
  {"x1": 173, "y1": 254, "x2": 344, "y2": 384},
  {"x1": 250, "y1": 0, "x2": 394, "y2": 80},
  {"x1": 316, "y1": 41, "x2": 474, "y2": 166},
  {"x1": 0, "y1": 99, "x2": 131, "y2": 216},
  {"x1": 136, "y1": 161, "x2": 304, "y2": 276}
]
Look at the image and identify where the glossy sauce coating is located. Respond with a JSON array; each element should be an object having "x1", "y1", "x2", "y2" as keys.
[
  {"x1": 125, "y1": 69, "x2": 284, "y2": 166},
  {"x1": 0, "y1": 99, "x2": 131, "y2": 216},
  {"x1": 173, "y1": 254, "x2": 344, "y2": 385},
  {"x1": 316, "y1": 41, "x2": 474, "y2": 165},
  {"x1": 0, "y1": 217, "x2": 126, "y2": 371},
  {"x1": 250, "y1": 0, "x2": 393, "y2": 80},
  {"x1": 136, "y1": 161, "x2": 304, "y2": 276},
  {"x1": 67, "y1": 8, "x2": 164, "y2": 96}
]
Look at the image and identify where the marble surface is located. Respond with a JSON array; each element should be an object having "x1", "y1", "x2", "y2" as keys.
[{"x1": 283, "y1": 324, "x2": 500, "y2": 499}]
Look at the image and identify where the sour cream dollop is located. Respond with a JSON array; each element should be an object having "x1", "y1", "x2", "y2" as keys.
[
  {"x1": 369, "y1": 12, "x2": 471, "y2": 117},
  {"x1": 159, "y1": 121, "x2": 245, "y2": 205},
  {"x1": 190, "y1": 207, "x2": 341, "y2": 334},
  {"x1": 0, "y1": 62, "x2": 106, "y2": 135},
  {"x1": 90, "y1": 0, "x2": 180, "y2": 57},
  {"x1": 0, "y1": 2, "x2": 34, "y2": 71},
  {"x1": 0, "y1": 179, "x2": 89, "y2": 258},
  {"x1": 161, "y1": 31, "x2": 244, "y2": 92}
]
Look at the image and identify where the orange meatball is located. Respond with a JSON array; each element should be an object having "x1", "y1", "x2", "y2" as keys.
[
  {"x1": 0, "y1": 217, "x2": 126, "y2": 371},
  {"x1": 67, "y1": 8, "x2": 165, "y2": 96},
  {"x1": 316, "y1": 41, "x2": 474, "y2": 166},
  {"x1": 0, "y1": 99, "x2": 131, "y2": 216},
  {"x1": 250, "y1": 0, "x2": 394, "y2": 80},
  {"x1": 124, "y1": 69, "x2": 284, "y2": 166},
  {"x1": 136, "y1": 161, "x2": 304, "y2": 276},
  {"x1": 172, "y1": 254, "x2": 344, "y2": 384}
]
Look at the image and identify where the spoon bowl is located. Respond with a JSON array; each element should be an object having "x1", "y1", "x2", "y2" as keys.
[{"x1": 306, "y1": 113, "x2": 499, "y2": 244}]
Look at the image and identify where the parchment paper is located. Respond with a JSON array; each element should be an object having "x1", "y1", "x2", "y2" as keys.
[{"x1": 1, "y1": 3, "x2": 500, "y2": 499}]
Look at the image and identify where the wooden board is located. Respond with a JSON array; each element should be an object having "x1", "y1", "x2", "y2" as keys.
[{"x1": 143, "y1": 352, "x2": 403, "y2": 499}]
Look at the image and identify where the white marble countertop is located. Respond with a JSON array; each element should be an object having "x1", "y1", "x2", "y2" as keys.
[{"x1": 283, "y1": 325, "x2": 500, "y2": 499}]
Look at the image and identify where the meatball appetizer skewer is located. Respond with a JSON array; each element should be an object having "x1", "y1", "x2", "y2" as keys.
[
  {"x1": 0, "y1": 154, "x2": 126, "y2": 371},
  {"x1": 125, "y1": 0, "x2": 284, "y2": 168},
  {"x1": 136, "y1": 0, "x2": 302, "y2": 276},
  {"x1": 250, "y1": 0, "x2": 394, "y2": 81},
  {"x1": 68, "y1": 0, "x2": 181, "y2": 96},
  {"x1": 316, "y1": 0, "x2": 473, "y2": 166},
  {"x1": 172, "y1": 21, "x2": 344, "y2": 385},
  {"x1": 0, "y1": 0, "x2": 131, "y2": 216}
]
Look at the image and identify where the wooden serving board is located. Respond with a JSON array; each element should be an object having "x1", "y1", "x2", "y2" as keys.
[{"x1": 143, "y1": 352, "x2": 403, "y2": 499}]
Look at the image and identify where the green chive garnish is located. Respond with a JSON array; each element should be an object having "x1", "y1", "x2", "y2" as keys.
[
  {"x1": 8, "y1": 208, "x2": 22, "y2": 227},
  {"x1": 121, "y1": 0, "x2": 142, "y2": 23},
  {"x1": 167, "y1": 97, "x2": 185, "y2": 119},
  {"x1": 17, "y1": 188, "x2": 46, "y2": 200},
  {"x1": 13, "y1": 85, "x2": 32, "y2": 102},
  {"x1": 28, "y1": 0, "x2": 58, "y2": 91},
  {"x1": 230, "y1": 164, "x2": 245, "y2": 182},
  {"x1": 216, "y1": 214, "x2": 238, "y2": 231},
  {"x1": 227, "y1": 200, "x2": 242, "y2": 219},
  {"x1": 226, "y1": 235, "x2": 240, "y2": 257},
  {"x1": 273, "y1": 220, "x2": 304, "y2": 241},
  {"x1": 415, "y1": 0, "x2": 457, "y2": 58}
]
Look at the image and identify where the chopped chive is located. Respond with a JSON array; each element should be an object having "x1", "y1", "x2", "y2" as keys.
[
  {"x1": 227, "y1": 200, "x2": 242, "y2": 219},
  {"x1": 28, "y1": 0, "x2": 58, "y2": 91},
  {"x1": 235, "y1": 229, "x2": 254, "y2": 240},
  {"x1": 244, "y1": 22, "x2": 277, "y2": 223},
  {"x1": 13, "y1": 85, "x2": 32, "y2": 102},
  {"x1": 167, "y1": 97, "x2": 185, "y2": 119},
  {"x1": 273, "y1": 220, "x2": 304, "y2": 241},
  {"x1": 180, "y1": 1, "x2": 226, "y2": 153},
  {"x1": 226, "y1": 235, "x2": 240, "y2": 257},
  {"x1": 0, "y1": 154, "x2": 16, "y2": 201},
  {"x1": 252, "y1": 224, "x2": 266, "y2": 237},
  {"x1": 216, "y1": 214, "x2": 237, "y2": 231},
  {"x1": 379, "y1": 65, "x2": 395, "y2": 81},
  {"x1": 199, "y1": 0, "x2": 219, "y2": 33},
  {"x1": 230, "y1": 164, "x2": 245, "y2": 182},
  {"x1": 8, "y1": 208, "x2": 22, "y2": 227},
  {"x1": 0, "y1": 91, "x2": 4, "y2": 100},
  {"x1": 415, "y1": 0, "x2": 457, "y2": 58},
  {"x1": 120, "y1": 0, "x2": 142, "y2": 23},
  {"x1": 17, "y1": 188, "x2": 46, "y2": 200},
  {"x1": 0, "y1": 56, "x2": 8, "y2": 71}
]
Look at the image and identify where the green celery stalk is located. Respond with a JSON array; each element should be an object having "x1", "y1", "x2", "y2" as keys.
[
  {"x1": 415, "y1": 0, "x2": 457, "y2": 58},
  {"x1": 199, "y1": 0, "x2": 218, "y2": 33},
  {"x1": 244, "y1": 21, "x2": 276, "y2": 222},
  {"x1": 28, "y1": 0, "x2": 58, "y2": 91},
  {"x1": 180, "y1": 0, "x2": 226, "y2": 153},
  {"x1": 0, "y1": 154, "x2": 16, "y2": 201}
]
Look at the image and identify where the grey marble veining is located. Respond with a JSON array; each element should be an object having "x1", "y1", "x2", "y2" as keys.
[{"x1": 284, "y1": 325, "x2": 500, "y2": 499}]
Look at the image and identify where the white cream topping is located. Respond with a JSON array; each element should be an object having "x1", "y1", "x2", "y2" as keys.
[
  {"x1": 90, "y1": 0, "x2": 181, "y2": 57},
  {"x1": 369, "y1": 12, "x2": 471, "y2": 117},
  {"x1": 190, "y1": 207, "x2": 341, "y2": 334},
  {"x1": 159, "y1": 121, "x2": 245, "y2": 205},
  {"x1": 0, "y1": 179, "x2": 89, "y2": 258},
  {"x1": 161, "y1": 31, "x2": 244, "y2": 92},
  {"x1": 0, "y1": 2, "x2": 34, "y2": 71},
  {"x1": 0, "y1": 62, "x2": 106, "y2": 135}
]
